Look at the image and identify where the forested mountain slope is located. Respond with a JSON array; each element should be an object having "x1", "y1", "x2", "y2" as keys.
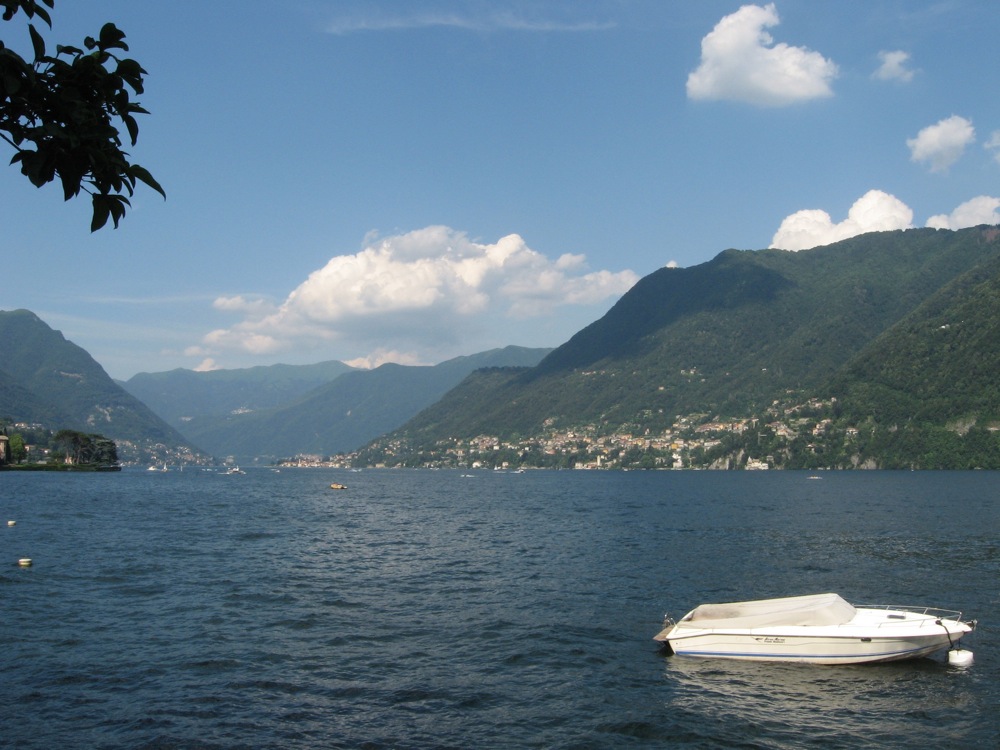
[
  {"x1": 0, "y1": 309, "x2": 197, "y2": 461},
  {"x1": 373, "y1": 226, "x2": 1000, "y2": 467}
]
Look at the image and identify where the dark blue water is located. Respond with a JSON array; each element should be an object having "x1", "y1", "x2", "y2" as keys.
[{"x1": 2, "y1": 469, "x2": 997, "y2": 748}]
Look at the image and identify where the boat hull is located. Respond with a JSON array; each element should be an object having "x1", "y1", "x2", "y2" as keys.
[
  {"x1": 664, "y1": 630, "x2": 960, "y2": 664},
  {"x1": 655, "y1": 598, "x2": 974, "y2": 665}
]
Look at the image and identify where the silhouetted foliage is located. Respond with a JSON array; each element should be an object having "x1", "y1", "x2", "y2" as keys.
[{"x1": 1, "y1": 0, "x2": 163, "y2": 229}]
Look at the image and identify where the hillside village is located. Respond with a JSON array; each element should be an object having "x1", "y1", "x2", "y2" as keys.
[{"x1": 279, "y1": 394, "x2": 859, "y2": 471}]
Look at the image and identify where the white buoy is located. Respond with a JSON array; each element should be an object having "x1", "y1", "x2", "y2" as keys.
[
  {"x1": 17, "y1": 558, "x2": 32, "y2": 567},
  {"x1": 948, "y1": 649, "x2": 974, "y2": 667},
  {"x1": 7, "y1": 520, "x2": 15, "y2": 526}
]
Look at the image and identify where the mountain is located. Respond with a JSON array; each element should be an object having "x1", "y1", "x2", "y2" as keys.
[
  {"x1": 0, "y1": 309, "x2": 199, "y2": 462},
  {"x1": 812, "y1": 242, "x2": 1000, "y2": 468},
  {"x1": 0, "y1": 309, "x2": 548, "y2": 464},
  {"x1": 122, "y1": 360, "x2": 356, "y2": 426},
  {"x1": 173, "y1": 346, "x2": 552, "y2": 461},
  {"x1": 363, "y1": 226, "x2": 1000, "y2": 469},
  {"x1": 831, "y1": 245, "x2": 1000, "y2": 424}
]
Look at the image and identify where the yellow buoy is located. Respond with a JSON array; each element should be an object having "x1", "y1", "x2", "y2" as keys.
[{"x1": 18, "y1": 558, "x2": 32, "y2": 567}]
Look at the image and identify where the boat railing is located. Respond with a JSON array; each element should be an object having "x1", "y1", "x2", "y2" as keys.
[{"x1": 855, "y1": 604, "x2": 966, "y2": 622}]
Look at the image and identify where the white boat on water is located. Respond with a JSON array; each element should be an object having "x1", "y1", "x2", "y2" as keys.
[{"x1": 654, "y1": 593, "x2": 975, "y2": 665}]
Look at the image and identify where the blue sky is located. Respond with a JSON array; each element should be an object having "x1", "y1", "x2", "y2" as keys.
[{"x1": 2, "y1": 1, "x2": 998, "y2": 379}]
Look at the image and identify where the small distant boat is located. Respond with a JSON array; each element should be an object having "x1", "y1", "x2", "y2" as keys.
[
  {"x1": 222, "y1": 466, "x2": 245, "y2": 475},
  {"x1": 654, "y1": 593, "x2": 975, "y2": 664},
  {"x1": 147, "y1": 463, "x2": 167, "y2": 472},
  {"x1": 329, "y1": 483, "x2": 347, "y2": 490}
]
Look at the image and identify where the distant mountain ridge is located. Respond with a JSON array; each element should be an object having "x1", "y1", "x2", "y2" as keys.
[
  {"x1": 122, "y1": 360, "x2": 356, "y2": 425},
  {"x1": 363, "y1": 226, "x2": 1000, "y2": 469},
  {"x1": 0, "y1": 306, "x2": 550, "y2": 464},
  {"x1": 0, "y1": 309, "x2": 198, "y2": 462},
  {"x1": 164, "y1": 346, "x2": 552, "y2": 461}
]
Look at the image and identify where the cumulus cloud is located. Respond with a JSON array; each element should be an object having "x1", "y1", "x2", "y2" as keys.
[
  {"x1": 770, "y1": 190, "x2": 914, "y2": 251},
  {"x1": 193, "y1": 358, "x2": 221, "y2": 372},
  {"x1": 926, "y1": 196, "x2": 1000, "y2": 230},
  {"x1": 686, "y1": 3, "x2": 838, "y2": 106},
  {"x1": 873, "y1": 50, "x2": 915, "y2": 82},
  {"x1": 985, "y1": 131, "x2": 1000, "y2": 166},
  {"x1": 344, "y1": 349, "x2": 425, "y2": 370},
  {"x1": 195, "y1": 226, "x2": 638, "y2": 364},
  {"x1": 907, "y1": 115, "x2": 975, "y2": 172}
]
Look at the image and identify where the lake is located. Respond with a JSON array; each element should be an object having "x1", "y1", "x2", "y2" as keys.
[{"x1": 2, "y1": 469, "x2": 997, "y2": 748}]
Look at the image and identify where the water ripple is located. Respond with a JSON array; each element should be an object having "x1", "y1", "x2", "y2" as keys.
[{"x1": 1, "y1": 469, "x2": 997, "y2": 748}]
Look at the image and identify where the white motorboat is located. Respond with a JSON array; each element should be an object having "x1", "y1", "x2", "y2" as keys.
[{"x1": 654, "y1": 593, "x2": 975, "y2": 665}]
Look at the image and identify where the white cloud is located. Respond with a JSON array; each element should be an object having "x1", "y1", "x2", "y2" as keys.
[
  {"x1": 926, "y1": 196, "x2": 1000, "y2": 230},
  {"x1": 344, "y1": 349, "x2": 425, "y2": 370},
  {"x1": 686, "y1": 3, "x2": 838, "y2": 106},
  {"x1": 907, "y1": 115, "x2": 975, "y2": 172},
  {"x1": 873, "y1": 50, "x2": 914, "y2": 82},
  {"x1": 193, "y1": 358, "x2": 221, "y2": 372},
  {"x1": 212, "y1": 295, "x2": 275, "y2": 318},
  {"x1": 203, "y1": 329, "x2": 285, "y2": 355},
  {"x1": 985, "y1": 131, "x2": 1000, "y2": 166},
  {"x1": 195, "y1": 226, "x2": 638, "y2": 364},
  {"x1": 325, "y1": 9, "x2": 614, "y2": 35},
  {"x1": 770, "y1": 190, "x2": 914, "y2": 251}
]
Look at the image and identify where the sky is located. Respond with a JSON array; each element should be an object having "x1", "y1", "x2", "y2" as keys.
[{"x1": 2, "y1": 1, "x2": 998, "y2": 380}]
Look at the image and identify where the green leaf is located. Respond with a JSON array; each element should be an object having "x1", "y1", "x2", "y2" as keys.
[
  {"x1": 91, "y1": 196, "x2": 111, "y2": 232},
  {"x1": 33, "y1": 1, "x2": 52, "y2": 27},
  {"x1": 59, "y1": 169, "x2": 79, "y2": 201},
  {"x1": 128, "y1": 164, "x2": 165, "y2": 198},
  {"x1": 115, "y1": 58, "x2": 145, "y2": 92},
  {"x1": 123, "y1": 113, "x2": 139, "y2": 145},
  {"x1": 98, "y1": 23, "x2": 128, "y2": 52},
  {"x1": 28, "y1": 23, "x2": 45, "y2": 60},
  {"x1": 109, "y1": 194, "x2": 130, "y2": 228},
  {"x1": 17, "y1": 149, "x2": 54, "y2": 187},
  {"x1": 91, "y1": 194, "x2": 130, "y2": 231}
]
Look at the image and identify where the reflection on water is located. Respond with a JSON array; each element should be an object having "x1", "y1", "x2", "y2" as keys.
[
  {"x1": 662, "y1": 653, "x2": 983, "y2": 749},
  {"x1": 2, "y1": 469, "x2": 998, "y2": 748}
]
